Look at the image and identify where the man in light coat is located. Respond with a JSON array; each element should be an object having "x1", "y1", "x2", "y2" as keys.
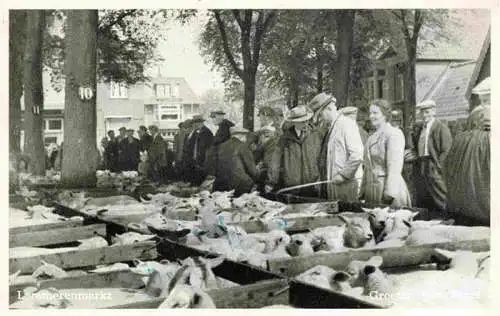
[
  {"x1": 413, "y1": 100, "x2": 452, "y2": 215},
  {"x1": 310, "y1": 93, "x2": 364, "y2": 201}
]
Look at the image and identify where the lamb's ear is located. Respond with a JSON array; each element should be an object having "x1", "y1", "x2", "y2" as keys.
[
  {"x1": 403, "y1": 220, "x2": 412, "y2": 228},
  {"x1": 368, "y1": 255, "x2": 383, "y2": 268},
  {"x1": 337, "y1": 215, "x2": 350, "y2": 225},
  {"x1": 192, "y1": 293, "x2": 202, "y2": 306},
  {"x1": 411, "y1": 211, "x2": 419, "y2": 219}
]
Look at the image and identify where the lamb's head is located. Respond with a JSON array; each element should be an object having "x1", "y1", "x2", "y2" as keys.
[
  {"x1": 330, "y1": 271, "x2": 352, "y2": 292},
  {"x1": 379, "y1": 210, "x2": 419, "y2": 241},
  {"x1": 363, "y1": 207, "x2": 390, "y2": 230},
  {"x1": 360, "y1": 262, "x2": 393, "y2": 296},
  {"x1": 285, "y1": 234, "x2": 314, "y2": 257},
  {"x1": 339, "y1": 215, "x2": 374, "y2": 248},
  {"x1": 346, "y1": 256, "x2": 383, "y2": 288}
]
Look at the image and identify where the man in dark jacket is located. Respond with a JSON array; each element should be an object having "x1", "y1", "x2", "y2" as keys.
[
  {"x1": 147, "y1": 125, "x2": 168, "y2": 183},
  {"x1": 413, "y1": 100, "x2": 453, "y2": 216},
  {"x1": 211, "y1": 110, "x2": 235, "y2": 145},
  {"x1": 137, "y1": 125, "x2": 153, "y2": 152},
  {"x1": 117, "y1": 126, "x2": 128, "y2": 171},
  {"x1": 255, "y1": 125, "x2": 278, "y2": 192},
  {"x1": 173, "y1": 119, "x2": 192, "y2": 176},
  {"x1": 120, "y1": 129, "x2": 141, "y2": 171},
  {"x1": 204, "y1": 126, "x2": 259, "y2": 197},
  {"x1": 183, "y1": 115, "x2": 214, "y2": 185},
  {"x1": 104, "y1": 130, "x2": 119, "y2": 172}
]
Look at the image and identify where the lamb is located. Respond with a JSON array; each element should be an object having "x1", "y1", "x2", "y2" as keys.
[
  {"x1": 285, "y1": 234, "x2": 315, "y2": 257},
  {"x1": 309, "y1": 225, "x2": 346, "y2": 252},
  {"x1": 345, "y1": 256, "x2": 384, "y2": 288},
  {"x1": 90, "y1": 262, "x2": 131, "y2": 273},
  {"x1": 377, "y1": 210, "x2": 419, "y2": 242},
  {"x1": 295, "y1": 265, "x2": 337, "y2": 291},
  {"x1": 159, "y1": 283, "x2": 216, "y2": 308},
  {"x1": 330, "y1": 271, "x2": 353, "y2": 292},
  {"x1": 76, "y1": 236, "x2": 108, "y2": 250},
  {"x1": 111, "y1": 232, "x2": 156, "y2": 246},
  {"x1": 32, "y1": 261, "x2": 68, "y2": 280},
  {"x1": 405, "y1": 224, "x2": 490, "y2": 246},
  {"x1": 338, "y1": 215, "x2": 375, "y2": 248}
]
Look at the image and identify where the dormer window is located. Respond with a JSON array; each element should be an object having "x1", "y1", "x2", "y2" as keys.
[{"x1": 110, "y1": 82, "x2": 128, "y2": 99}]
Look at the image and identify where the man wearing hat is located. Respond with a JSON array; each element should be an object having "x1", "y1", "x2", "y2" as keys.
[
  {"x1": 254, "y1": 125, "x2": 278, "y2": 192},
  {"x1": 203, "y1": 126, "x2": 259, "y2": 197},
  {"x1": 182, "y1": 115, "x2": 214, "y2": 185},
  {"x1": 119, "y1": 129, "x2": 140, "y2": 171},
  {"x1": 115, "y1": 127, "x2": 129, "y2": 171},
  {"x1": 413, "y1": 99, "x2": 452, "y2": 215},
  {"x1": 173, "y1": 119, "x2": 192, "y2": 178},
  {"x1": 211, "y1": 109, "x2": 235, "y2": 145},
  {"x1": 311, "y1": 94, "x2": 364, "y2": 201},
  {"x1": 308, "y1": 92, "x2": 336, "y2": 128},
  {"x1": 147, "y1": 125, "x2": 168, "y2": 183},
  {"x1": 267, "y1": 105, "x2": 324, "y2": 198},
  {"x1": 137, "y1": 125, "x2": 153, "y2": 152}
]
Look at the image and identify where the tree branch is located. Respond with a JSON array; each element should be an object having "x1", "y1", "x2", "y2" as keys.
[
  {"x1": 252, "y1": 10, "x2": 276, "y2": 72},
  {"x1": 98, "y1": 10, "x2": 135, "y2": 34},
  {"x1": 232, "y1": 10, "x2": 243, "y2": 30},
  {"x1": 413, "y1": 10, "x2": 424, "y2": 42},
  {"x1": 214, "y1": 10, "x2": 244, "y2": 79}
]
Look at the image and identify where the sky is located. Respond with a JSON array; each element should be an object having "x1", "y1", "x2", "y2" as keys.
[{"x1": 149, "y1": 13, "x2": 225, "y2": 98}]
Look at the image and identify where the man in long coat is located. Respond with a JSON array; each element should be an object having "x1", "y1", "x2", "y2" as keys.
[
  {"x1": 413, "y1": 100, "x2": 452, "y2": 215},
  {"x1": 267, "y1": 106, "x2": 323, "y2": 198},
  {"x1": 310, "y1": 93, "x2": 364, "y2": 201},
  {"x1": 204, "y1": 126, "x2": 259, "y2": 197},
  {"x1": 255, "y1": 125, "x2": 278, "y2": 192},
  {"x1": 147, "y1": 125, "x2": 168, "y2": 183},
  {"x1": 120, "y1": 129, "x2": 141, "y2": 171},
  {"x1": 137, "y1": 125, "x2": 153, "y2": 152},
  {"x1": 183, "y1": 115, "x2": 214, "y2": 185},
  {"x1": 211, "y1": 110, "x2": 235, "y2": 145}
]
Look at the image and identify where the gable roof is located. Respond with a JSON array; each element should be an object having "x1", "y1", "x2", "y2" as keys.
[
  {"x1": 465, "y1": 27, "x2": 491, "y2": 100},
  {"x1": 424, "y1": 61, "x2": 477, "y2": 120}
]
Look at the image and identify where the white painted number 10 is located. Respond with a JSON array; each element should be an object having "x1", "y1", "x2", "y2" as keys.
[{"x1": 79, "y1": 87, "x2": 94, "y2": 100}]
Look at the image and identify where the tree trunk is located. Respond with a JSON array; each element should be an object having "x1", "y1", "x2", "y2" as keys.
[
  {"x1": 334, "y1": 10, "x2": 356, "y2": 109},
  {"x1": 316, "y1": 36, "x2": 324, "y2": 93},
  {"x1": 61, "y1": 10, "x2": 99, "y2": 188},
  {"x1": 10, "y1": 10, "x2": 27, "y2": 156},
  {"x1": 403, "y1": 39, "x2": 418, "y2": 139},
  {"x1": 23, "y1": 10, "x2": 46, "y2": 175}
]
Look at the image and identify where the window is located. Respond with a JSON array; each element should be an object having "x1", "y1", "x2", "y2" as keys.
[
  {"x1": 377, "y1": 79, "x2": 385, "y2": 99},
  {"x1": 44, "y1": 137, "x2": 57, "y2": 144},
  {"x1": 156, "y1": 84, "x2": 166, "y2": 98},
  {"x1": 184, "y1": 104, "x2": 192, "y2": 114},
  {"x1": 192, "y1": 104, "x2": 200, "y2": 113},
  {"x1": 377, "y1": 69, "x2": 386, "y2": 76},
  {"x1": 172, "y1": 84, "x2": 180, "y2": 97},
  {"x1": 395, "y1": 73, "x2": 405, "y2": 101},
  {"x1": 110, "y1": 82, "x2": 128, "y2": 98},
  {"x1": 48, "y1": 119, "x2": 62, "y2": 130},
  {"x1": 367, "y1": 80, "x2": 375, "y2": 100},
  {"x1": 161, "y1": 114, "x2": 179, "y2": 120}
]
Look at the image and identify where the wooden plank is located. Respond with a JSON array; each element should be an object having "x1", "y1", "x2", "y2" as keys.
[
  {"x1": 289, "y1": 280, "x2": 385, "y2": 308},
  {"x1": 282, "y1": 201, "x2": 339, "y2": 215},
  {"x1": 10, "y1": 224, "x2": 106, "y2": 247},
  {"x1": 233, "y1": 213, "x2": 369, "y2": 234},
  {"x1": 9, "y1": 270, "x2": 145, "y2": 304},
  {"x1": 267, "y1": 238, "x2": 490, "y2": 276},
  {"x1": 157, "y1": 239, "x2": 284, "y2": 285},
  {"x1": 337, "y1": 201, "x2": 430, "y2": 220},
  {"x1": 9, "y1": 218, "x2": 84, "y2": 235},
  {"x1": 10, "y1": 241, "x2": 158, "y2": 274},
  {"x1": 105, "y1": 279, "x2": 289, "y2": 309}
]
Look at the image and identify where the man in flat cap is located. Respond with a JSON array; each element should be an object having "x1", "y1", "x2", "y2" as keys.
[
  {"x1": 211, "y1": 109, "x2": 235, "y2": 145},
  {"x1": 173, "y1": 119, "x2": 192, "y2": 179},
  {"x1": 183, "y1": 115, "x2": 214, "y2": 185},
  {"x1": 413, "y1": 99, "x2": 452, "y2": 216},
  {"x1": 310, "y1": 94, "x2": 364, "y2": 201},
  {"x1": 137, "y1": 125, "x2": 153, "y2": 153},
  {"x1": 203, "y1": 126, "x2": 259, "y2": 196},
  {"x1": 147, "y1": 125, "x2": 168, "y2": 183},
  {"x1": 116, "y1": 126, "x2": 128, "y2": 171}
]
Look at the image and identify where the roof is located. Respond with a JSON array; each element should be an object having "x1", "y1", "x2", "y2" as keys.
[
  {"x1": 466, "y1": 27, "x2": 491, "y2": 99},
  {"x1": 416, "y1": 62, "x2": 451, "y2": 102},
  {"x1": 424, "y1": 61, "x2": 477, "y2": 120}
]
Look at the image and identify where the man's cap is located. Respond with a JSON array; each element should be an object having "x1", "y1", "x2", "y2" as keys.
[
  {"x1": 191, "y1": 115, "x2": 205, "y2": 123},
  {"x1": 416, "y1": 100, "x2": 436, "y2": 110},
  {"x1": 138, "y1": 125, "x2": 147, "y2": 132},
  {"x1": 119, "y1": 126, "x2": 127, "y2": 131},
  {"x1": 148, "y1": 125, "x2": 159, "y2": 132},
  {"x1": 308, "y1": 92, "x2": 336, "y2": 112},
  {"x1": 284, "y1": 106, "x2": 314, "y2": 122},
  {"x1": 126, "y1": 129, "x2": 134, "y2": 133},
  {"x1": 210, "y1": 110, "x2": 226, "y2": 118},
  {"x1": 230, "y1": 126, "x2": 250, "y2": 135}
]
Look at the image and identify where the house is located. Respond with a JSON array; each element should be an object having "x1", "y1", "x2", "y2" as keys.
[
  {"x1": 466, "y1": 27, "x2": 491, "y2": 109},
  {"x1": 20, "y1": 73, "x2": 202, "y2": 148},
  {"x1": 362, "y1": 11, "x2": 490, "y2": 122}
]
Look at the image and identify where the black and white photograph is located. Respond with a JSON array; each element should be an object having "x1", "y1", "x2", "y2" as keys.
[{"x1": 5, "y1": 3, "x2": 495, "y2": 310}]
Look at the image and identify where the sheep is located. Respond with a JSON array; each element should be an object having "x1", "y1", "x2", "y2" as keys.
[
  {"x1": 330, "y1": 271, "x2": 353, "y2": 292},
  {"x1": 378, "y1": 210, "x2": 419, "y2": 242},
  {"x1": 76, "y1": 236, "x2": 109, "y2": 250},
  {"x1": 111, "y1": 232, "x2": 156, "y2": 246},
  {"x1": 363, "y1": 207, "x2": 391, "y2": 242},
  {"x1": 32, "y1": 260, "x2": 68, "y2": 280},
  {"x1": 295, "y1": 265, "x2": 337, "y2": 291},
  {"x1": 405, "y1": 224, "x2": 490, "y2": 246},
  {"x1": 345, "y1": 256, "x2": 383, "y2": 288},
  {"x1": 285, "y1": 234, "x2": 315, "y2": 257},
  {"x1": 360, "y1": 263, "x2": 397, "y2": 296},
  {"x1": 159, "y1": 284, "x2": 216, "y2": 308},
  {"x1": 309, "y1": 226, "x2": 346, "y2": 252},
  {"x1": 338, "y1": 215, "x2": 375, "y2": 249}
]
